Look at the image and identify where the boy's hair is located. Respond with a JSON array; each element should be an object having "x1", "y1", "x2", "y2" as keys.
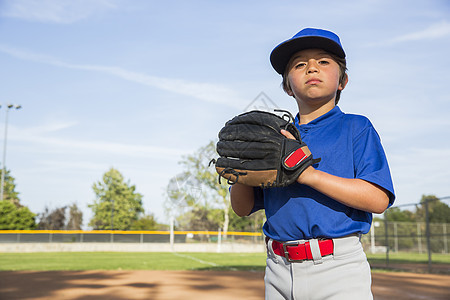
[{"x1": 282, "y1": 52, "x2": 348, "y2": 104}]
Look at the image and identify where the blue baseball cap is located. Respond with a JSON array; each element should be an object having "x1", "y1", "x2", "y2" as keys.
[{"x1": 270, "y1": 28, "x2": 345, "y2": 74}]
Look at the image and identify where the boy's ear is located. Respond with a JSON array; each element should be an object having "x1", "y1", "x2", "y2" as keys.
[{"x1": 339, "y1": 74, "x2": 349, "y2": 91}]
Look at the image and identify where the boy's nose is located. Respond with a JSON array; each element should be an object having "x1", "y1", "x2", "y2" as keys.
[{"x1": 306, "y1": 60, "x2": 319, "y2": 73}]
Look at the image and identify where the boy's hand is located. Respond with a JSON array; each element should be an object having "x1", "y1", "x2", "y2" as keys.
[
  {"x1": 213, "y1": 110, "x2": 320, "y2": 188},
  {"x1": 280, "y1": 129, "x2": 296, "y2": 140}
]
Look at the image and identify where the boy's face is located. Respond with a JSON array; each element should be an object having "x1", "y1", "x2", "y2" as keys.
[{"x1": 285, "y1": 48, "x2": 346, "y2": 105}]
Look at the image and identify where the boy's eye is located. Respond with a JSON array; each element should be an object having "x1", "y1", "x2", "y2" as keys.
[
  {"x1": 295, "y1": 63, "x2": 306, "y2": 68},
  {"x1": 318, "y1": 60, "x2": 330, "y2": 65}
]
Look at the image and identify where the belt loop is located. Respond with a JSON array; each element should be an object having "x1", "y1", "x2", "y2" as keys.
[
  {"x1": 309, "y1": 239, "x2": 323, "y2": 265},
  {"x1": 266, "y1": 238, "x2": 279, "y2": 264}
]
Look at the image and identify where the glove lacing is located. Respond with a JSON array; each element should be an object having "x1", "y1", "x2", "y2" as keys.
[
  {"x1": 209, "y1": 159, "x2": 248, "y2": 185},
  {"x1": 218, "y1": 167, "x2": 247, "y2": 185}
]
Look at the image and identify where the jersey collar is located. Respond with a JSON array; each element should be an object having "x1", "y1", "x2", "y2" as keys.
[{"x1": 294, "y1": 106, "x2": 343, "y2": 131}]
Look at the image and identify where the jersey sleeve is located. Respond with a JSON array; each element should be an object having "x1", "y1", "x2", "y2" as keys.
[
  {"x1": 250, "y1": 186, "x2": 265, "y2": 215},
  {"x1": 353, "y1": 124, "x2": 395, "y2": 206}
]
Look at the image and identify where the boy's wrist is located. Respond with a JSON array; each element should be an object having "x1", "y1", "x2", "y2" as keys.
[{"x1": 296, "y1": 166, "x2": 316, "y2": 185}]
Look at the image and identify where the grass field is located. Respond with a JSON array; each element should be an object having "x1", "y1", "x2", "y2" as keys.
[
  {"x1": 366, "y1": 252, "x2": 450, "y2": 264},
  {"x1": 0, "y1": 252, "x2": 267, "y2": 271},
  {"x1": 1, "y1": 251, "x2": 449, "y2": 272}
]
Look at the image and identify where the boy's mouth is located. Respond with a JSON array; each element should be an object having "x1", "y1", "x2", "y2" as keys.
[{"x1": 306, "y1": 78, "x2": 322, "y2": 85}]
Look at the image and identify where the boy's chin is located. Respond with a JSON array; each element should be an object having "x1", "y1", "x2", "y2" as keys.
[{"x1": 297, "y1": 96, "x2": 336, "y2": 105}]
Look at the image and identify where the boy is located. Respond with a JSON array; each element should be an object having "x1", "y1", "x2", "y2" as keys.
[{"x1": 230, "y1": 28, "x2": 395, "y2": 299}]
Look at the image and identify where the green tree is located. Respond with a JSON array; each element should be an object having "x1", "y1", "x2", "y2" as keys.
[
  {"x1": 166, "y1": 171, "x2": 201, "y2": 211},
  {"x1": 130, "y1": 213, "x2": 161, "y2": 230},
  {"x1": 37, "y1": 206, "x2": 67, "y2": 230},
  {"x1": 168, "y1": 141, "x2": 232, "y2": 237},
  {"x1": 176, "y1": 207, "x2": 222, "y2": 231},
  {"x1": 175, "y1": 205, "x2": 265, "y2": 233},
  {"x1": 385, "y1": 207, "x2": 416, "y2": 222},
  {"x1": 66, "y1": 203, "x2": 83, "y2": 230},
  {"x1": 414, "y1": 195, "x2": 450, "y2": 252},
  {"x1": 416, "y1": 195, "x2": 450, "y2": 223},
  {"x1": 0, "y1": 169, "x2": 37, "y2": 229},
  {"x1": 89, "y1": 168, "x2": 144, "y2": 230},
  {"x1": 1, "y1": 169, "x2": 20, "y2": 205},
  {"x1": 0, "y1": 200, "x2": 36, "y2": 229},
  {"x1": 37, "y1": 203, "x2": 83, "y2": 230},
  {"x1": 228, "y1": 210, "x2": 265, "y2": 232}
]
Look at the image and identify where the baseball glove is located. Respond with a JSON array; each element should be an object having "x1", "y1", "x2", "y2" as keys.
[{"x1": 211, "y1": 110, "x2": 320, "y2": 188}]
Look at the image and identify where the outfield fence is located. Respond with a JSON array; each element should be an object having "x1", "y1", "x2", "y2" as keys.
[
  {"x1": 0, "y1": 230, "x2": 263, "y2": 244},
  {"x1": 0, "y1": 230, "x2": 266, "y2": 253},
  {"x1": 2, "y1": 224, "x2": 448, "y2": 253}
]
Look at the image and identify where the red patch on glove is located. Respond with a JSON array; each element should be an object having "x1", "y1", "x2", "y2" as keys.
[{"x1": 284, "y1": 148, "x2": 308, "y2": 168}]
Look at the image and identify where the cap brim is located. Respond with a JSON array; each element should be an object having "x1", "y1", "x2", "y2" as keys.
[{"x1": 270, "y1": 36, "x2": 346, "y2": 74}]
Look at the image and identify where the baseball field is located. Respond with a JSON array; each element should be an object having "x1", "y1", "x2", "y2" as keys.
[{"x1": 1, "y1": 252, "x2": 449, "y2": 299}]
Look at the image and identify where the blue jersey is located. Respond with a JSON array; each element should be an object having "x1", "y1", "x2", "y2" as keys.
[{"x1": 252, "y1": 106, "x2": 395, "y2": 241}]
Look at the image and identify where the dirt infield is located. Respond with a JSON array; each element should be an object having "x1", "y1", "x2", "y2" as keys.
[{"x1": 0, "y1": 270, "x2": 449, "y2": 299}]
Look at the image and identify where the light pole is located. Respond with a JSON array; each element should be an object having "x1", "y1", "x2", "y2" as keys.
[
  {"x1": 0, "y1": 104, "x2": 22, "y2": 201},
  {"x1": 110, "y1": 198, "x2": 114, "y2": 230}
]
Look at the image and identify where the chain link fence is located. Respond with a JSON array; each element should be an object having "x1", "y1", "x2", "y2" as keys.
[
  {"x1": 360, "y1": 196, "x2": 450, "y2": 274},
  {"x1": 362, "y1": 221, "x2": 449, "y2": 254}
]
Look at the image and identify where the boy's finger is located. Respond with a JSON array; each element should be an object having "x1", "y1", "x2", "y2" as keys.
[{"x1": 281, "y1": 129, "x2": 296, "y2": 140}]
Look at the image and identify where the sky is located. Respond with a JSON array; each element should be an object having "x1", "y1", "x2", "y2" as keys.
[{"x1": 0, "y1": 0, "x2": 449, "y2": 228}]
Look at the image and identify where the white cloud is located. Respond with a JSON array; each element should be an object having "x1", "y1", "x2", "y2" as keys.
[
  {"x1": 365, "y1": 20, "x2": 450, "y2": 47},
  {"x1": 23, "y1": 121, "x2": 79, "y2": 134},
  {"x1": 391, "y1": 20, "x2": 450, "y2": 43},
  {"x1": 29, "y1": 160, "x2": 110, "y2": 173},
  {"x1": 0, "y1": 44, "x2": 244, "y2": 109},
  {"x1": 10, "y1": 125, "x2": 190, "y2": 159},
  {"x1": 0, "y1": 0, "x2": 117, "y2": 24}
]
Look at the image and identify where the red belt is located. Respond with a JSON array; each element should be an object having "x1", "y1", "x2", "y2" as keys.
[{"x1": 269, "y1": 238, "x2": 334, "y2": 262}]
